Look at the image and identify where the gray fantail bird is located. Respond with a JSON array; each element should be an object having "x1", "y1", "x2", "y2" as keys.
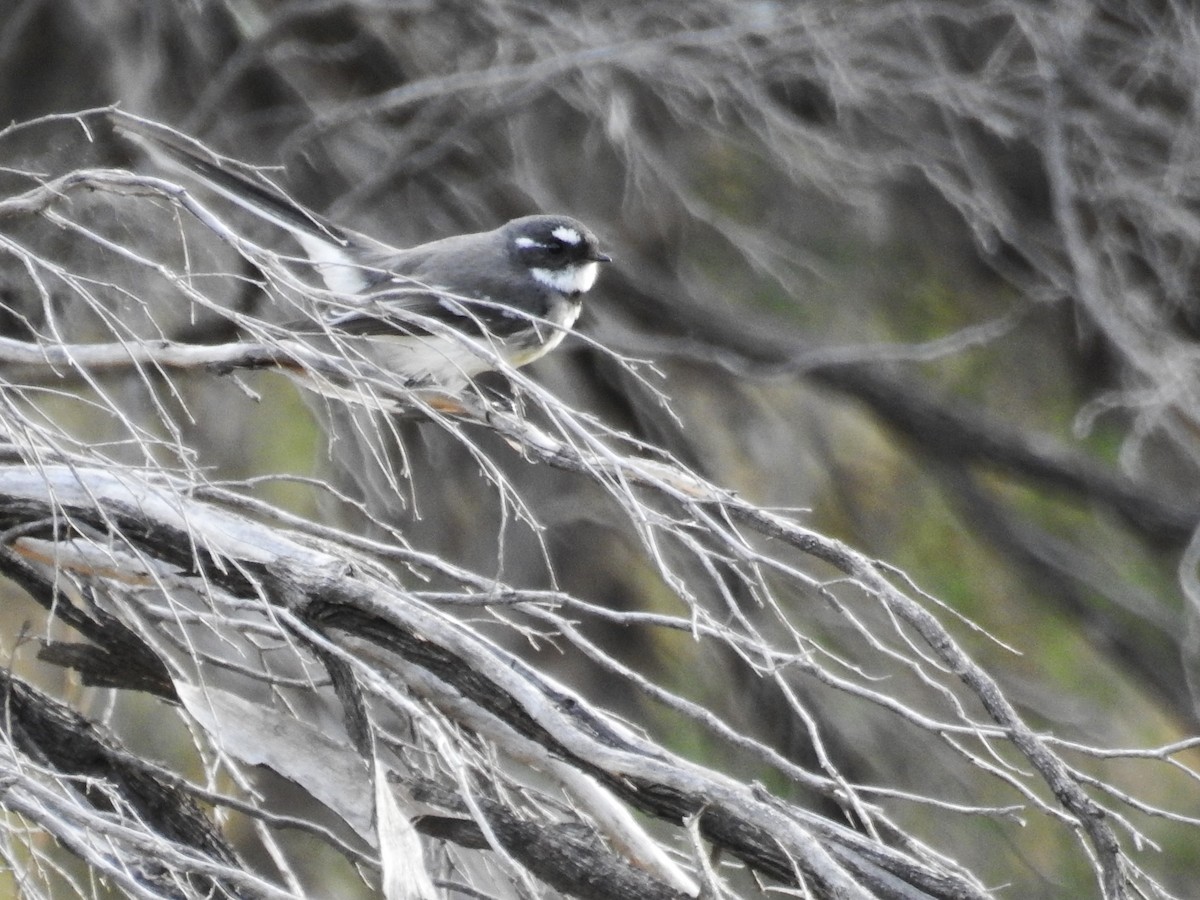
[{"x1": 112, "y1": 114, "x2": 611, "y2": 408}]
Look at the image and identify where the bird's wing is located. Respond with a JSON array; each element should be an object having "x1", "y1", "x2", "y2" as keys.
[
  {"x1": 112, "y1": 113, "x2": 385, "y2": 295},
  {"x1": 318, "y1": 288, "x2": 536, "y2": 341}
]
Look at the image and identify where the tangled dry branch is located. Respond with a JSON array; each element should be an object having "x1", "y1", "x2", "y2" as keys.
[{"x1": 1, "y1": 0, "x2": 1200, "y2": 896}]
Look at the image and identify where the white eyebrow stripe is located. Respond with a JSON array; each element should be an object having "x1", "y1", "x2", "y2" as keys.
[
  {"x1": 551, "y1": 226, "x2": 582, "y2": 245},
  {"x1": 514, "y1": 236, "x2": 539, "y2": 248}
]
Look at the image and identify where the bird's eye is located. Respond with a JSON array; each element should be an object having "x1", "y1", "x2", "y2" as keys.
[{"x1": 546, "y1": 243, "x2": 565, "y2": 255}]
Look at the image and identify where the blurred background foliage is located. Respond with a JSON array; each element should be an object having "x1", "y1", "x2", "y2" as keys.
[{"x1": 1, "y1": 0, "x2": 1199, "y2": 896}]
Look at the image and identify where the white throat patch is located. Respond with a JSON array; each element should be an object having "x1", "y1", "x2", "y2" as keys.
[{"x1": 531, "y1": 261, "x2": 599, "y2": 295}]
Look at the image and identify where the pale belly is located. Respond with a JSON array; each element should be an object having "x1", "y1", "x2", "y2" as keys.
[
  {"x1": 284, "y1": 296, "x2": 583, "y2": 404},
  {"x1": 505, "y1": 296, "x2": 582, "y2": 366}
]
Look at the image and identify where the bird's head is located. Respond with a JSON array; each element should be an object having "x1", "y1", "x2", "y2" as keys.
[{"x1": 506, "y1": 215, "x2": 611, "y2": 296}]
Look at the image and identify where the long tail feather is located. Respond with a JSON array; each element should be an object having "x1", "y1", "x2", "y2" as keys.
[{"x1": 111, "y1": 113, "x2": 371, "y2": 294}]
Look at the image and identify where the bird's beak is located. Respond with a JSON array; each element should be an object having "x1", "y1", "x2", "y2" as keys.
[{"x1": 590, "y1": 251, "x2": 613, "y2": 263}]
